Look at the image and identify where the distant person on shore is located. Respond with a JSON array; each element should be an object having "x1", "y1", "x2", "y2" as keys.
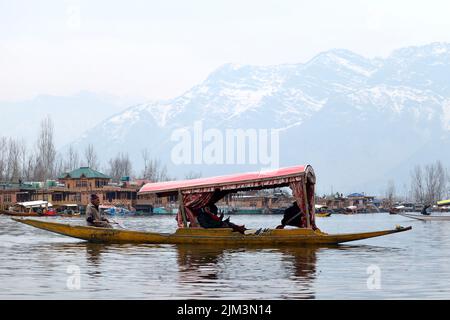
[
  {"x1": 86, "y1": 194, "x2": 112, "y2": 228},
  {"x1": 276, "y1": 202, "x2": 302, "y2": 229},
  {"x1": 421, "y1": 204, "x2": 431, "y2": 216}
]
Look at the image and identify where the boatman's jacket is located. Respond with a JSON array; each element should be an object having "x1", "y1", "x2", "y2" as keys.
[{"x1": 86, "y1": 203, "x2": 103, "y2": 226}]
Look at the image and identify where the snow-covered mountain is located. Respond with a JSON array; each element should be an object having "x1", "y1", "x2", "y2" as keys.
[{"x1": 68, "y1": 43, "x2": 450, "y2": 195}]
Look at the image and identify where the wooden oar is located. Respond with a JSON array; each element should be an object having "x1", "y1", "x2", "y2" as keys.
[{"x1": 109, "y1": 219, "x2": 125, "y2": 229}]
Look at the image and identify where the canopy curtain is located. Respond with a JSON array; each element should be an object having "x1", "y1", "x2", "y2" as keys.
[
  {"x1": 289, "y1": 179, "x2": 317, "y2": 230},
  {"x1": 176, "y1": 190, "x2": 228, "y2": 228}
]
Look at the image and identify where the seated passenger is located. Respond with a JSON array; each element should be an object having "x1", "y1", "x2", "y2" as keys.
[
  {"x1": 197, "y1": 205, "x2": 247, "y2": 234},
  {"x1": 197, "y1": 205, "x2": 225, "y2": 229},
  {"x1": 276, "y1": 202, "x2": 302, "y2": 229}
]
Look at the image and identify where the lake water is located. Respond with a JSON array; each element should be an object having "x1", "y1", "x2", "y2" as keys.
[{"x1": 1, "y1": 213, "x2": 450, "y2": 299}]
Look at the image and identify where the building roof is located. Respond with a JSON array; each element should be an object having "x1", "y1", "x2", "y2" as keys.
[
  {"x1": 59, "y1": 167, "x2": 111, "y2": 180},
  {"x1": 347, "y1": 193, "x2": 365, "y2": 198}
]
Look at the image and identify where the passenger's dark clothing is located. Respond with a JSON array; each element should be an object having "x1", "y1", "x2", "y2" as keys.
[
  {"x1": 197, "y1": 208, "x2": 246, "y2": 234},
  {"x1": 421, "y1": 205, "x2": 431, "y2": 216},
  {"x1": 197, "y1": 209, "x2": 224, "y2": 228},
  {"x1": 281, "y1": 203, "x2": 301, "y2": 227}
]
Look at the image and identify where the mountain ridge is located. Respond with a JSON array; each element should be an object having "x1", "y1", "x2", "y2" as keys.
[{"x1": 67, "y1": 43, "x2": 450, "y2": 195}]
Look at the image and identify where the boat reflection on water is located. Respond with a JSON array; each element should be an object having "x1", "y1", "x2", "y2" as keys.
[
  {"x1": 85, "y1": 243, "x2": 104, "y2": 272},
  {"x1": 15, "y1": 240, "x2": 404, "y2": 299},
  {"x1": 174, "y1": 244, "x2": 321, "y2": 299}
]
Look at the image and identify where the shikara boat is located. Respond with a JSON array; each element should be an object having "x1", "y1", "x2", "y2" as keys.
[
  {"x1": 398, "y1": 212, "x2": 450, "y2": 221},
  {"x1": 12, "y1": 165, "x2": 412, "y2": 245},
  {"x1": 0, "y1": 201, "x2": 56, "y2": 217},
  {"x1": 55, "y1": 204, "x2": 81, "y2": 217},
  {"x1": 315, "y1": 205, "x2": 332, "y2": 217},
  {"x1": 1, "y1": 210, "x2": 41, "y2": 217},
  {"x1": 389, "y1": 207, "x2": 402, "y2": 215},
  {"x1": 12, "y1": 217, "x2": 411, "y2": 245}
]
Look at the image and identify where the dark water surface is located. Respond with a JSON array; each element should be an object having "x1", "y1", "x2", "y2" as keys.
[{"x1": 1, "y1": 213, "x2": 450, "y2": 299}]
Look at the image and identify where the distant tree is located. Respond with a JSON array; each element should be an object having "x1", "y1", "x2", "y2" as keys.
[
  {"x1": 0, "y1": 137, "x2": 8, "y2": 181},
  {"x1": 411, "y1": 161, "x2": 447, "y2": 204},
  {"x1": 84, "y1": 144, "x2": 99, "y2": 170},
  {"x1": 35, "y1": 115, "x2": 56, "y2": 181},
  {"x1": 6, "y1": 138, "x2": 21, "y2": 182},
  {"x1": 447, "y1": 168, "x2": 450, "y2": 199},
  {"x1": 141, "y1": 149, "x2": 170, "y2": 182},
  {"x1": 410, "y1": 165, "x2": 425, "y2": 203},
  {"x1": 54, "y1": 154, "x2": 65, "y2": 180},
  {"x1": 23, "y1": 153, "x2": 35, "y2": 181},
  {"x1": 64, "y1": 145, "x2": 80, "y2": 172},
  {"x1": 108, "y1": 152, "x2": 133, "y2": 181},
  {"x1": 424, "y1": 161, "x2": 446, "y2": 204},
  {"x1": 184, "y1": 171, "x2": 202, "y2": 180},
  {"x1": 385, "y1": 180, "x2": 396, "y2": 207}
]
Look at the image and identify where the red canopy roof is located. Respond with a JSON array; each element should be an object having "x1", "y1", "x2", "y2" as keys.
[{"x1": 138, "y1": 165, "x2": 314, "y2": 196}]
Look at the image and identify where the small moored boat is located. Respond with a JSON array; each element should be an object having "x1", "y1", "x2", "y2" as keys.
[
  {"x1": 398, "y1": 212, "x2": 450, "y2": 221},
  {"x1": 1, "y1": 201, "x2": 56, "y2": 217}
]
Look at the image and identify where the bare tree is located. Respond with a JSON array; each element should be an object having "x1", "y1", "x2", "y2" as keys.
[
  {"x1": 84, "y1": 144, "x2": 99, "y2": 170},
  {"x1": 447, "y1": 168, "x2": 450, "y2": 199},
  {"x1": 141, "y1": 149, "x2": 170, "y2": 182},
  {"x1": 184, "y1": 171, "x2": 202, "y2": 180},
  {"x1": 6, "y1": 138, "x2": 21, "y2": 182},
  {"x1": 410, "y1": 165, "x2": 425, "y2": 204},
  {"x1": 23, "y1": 153, "x2": 35, "y2": 181},
  {"x1": 108, "y1": 152, "x2": 133, "y2": 181},
  {"x1": 385, "y1": 180, "x2": 396, "y2": 208},
  {"x1": 35, "y1": 115, "x2": 56, "y2": 181},
  {"x1": 64, "y1": 145, "x2": 80, "y2": 172},
  {"x1": 411, "y1": 161, "x2": 448, "y2": 205},
  {"x1": 0, "y1": 137, "x2": 8, "y2": 181},
  {"x1": 424, "y1": 161, "x2": 446, "y2": 204},
  {"x1": 54, "y1": 154, "x2": 65, "y2": 179}
]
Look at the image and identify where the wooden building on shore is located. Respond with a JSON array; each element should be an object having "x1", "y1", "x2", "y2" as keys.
[{"x1": 0, "y1": 167, "x2": 146, "y2": 212}]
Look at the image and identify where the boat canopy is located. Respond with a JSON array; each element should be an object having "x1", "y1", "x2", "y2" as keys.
[
  {"x1": 17, "y1": 201, "x2": 53, "y2": 208},
  {"x1": 139, "y1": 165, "x2": 317, "y2": 230}
]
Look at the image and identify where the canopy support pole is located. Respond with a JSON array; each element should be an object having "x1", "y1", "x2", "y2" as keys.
[
  {"x1": 178, "y1": 190, "x2": 188, "y2": 228},
  {"x1": 303, "y1": 179, "x2": 311, "y2": 229}
]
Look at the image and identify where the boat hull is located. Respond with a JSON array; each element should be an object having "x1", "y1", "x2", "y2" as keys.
[
  {"x1": 399, "y1": 213, "x2": 450, "y2": 221},
  {"x1": 316, "y1": 212, "x2": 332, "y2": 217},
  {"x1": 12, "y1": 218, "x2": 412, "y2": 245},
  {"x1": 0, "y1": 210, "x2": 46, "y2": 217},
  {"x1": 0, "y1": 210, "x2": 79, "y2": 217}
]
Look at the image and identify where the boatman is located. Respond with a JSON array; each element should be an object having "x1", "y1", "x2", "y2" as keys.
[{"x1": 86, "y1": 194, "x2": 112, "y2": 228}]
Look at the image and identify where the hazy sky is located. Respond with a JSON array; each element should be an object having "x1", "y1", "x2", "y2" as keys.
[{"x1": 1, "y1": 0, "x2": 450, "y2": 102}]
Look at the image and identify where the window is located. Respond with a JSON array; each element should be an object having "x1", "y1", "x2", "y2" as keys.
[{"x1": 76, "y1": 180, "x2": 88, "y2": 188}]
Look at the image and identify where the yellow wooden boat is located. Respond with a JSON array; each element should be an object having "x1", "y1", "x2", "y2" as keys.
[
  {"x1": 12, "y1": 165, "x2": 412, "y2": 246},
  {"x1": 12, "y1": 218, "x2": 411, "y2": 245}
]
